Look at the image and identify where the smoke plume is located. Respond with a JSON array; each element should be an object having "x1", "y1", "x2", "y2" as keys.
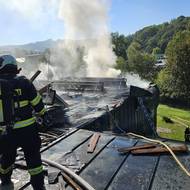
[
  {"x1": 54, "y1": 0, "x2": 120, "y2": 78},
  {"x1": 125, "y1": 73, "x2": 150, "y2": 88},
  {"x1": 1, "y1": 0, "x2": 120, "y2": 78}
]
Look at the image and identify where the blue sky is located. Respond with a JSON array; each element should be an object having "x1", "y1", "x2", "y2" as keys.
[
  {"x1": 111, "y1": 0, "x2": 190, "y2": 35},
  {"x1": 0, "y1": 0, "x2": 190, "y2": 46}
]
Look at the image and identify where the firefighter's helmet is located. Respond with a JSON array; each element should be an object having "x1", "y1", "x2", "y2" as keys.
[{"x1": 0, "y1": 55, "x2": 18, "y2": 74}]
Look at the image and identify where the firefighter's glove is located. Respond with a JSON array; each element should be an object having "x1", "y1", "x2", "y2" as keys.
[
  {"x1": 37, "y1": 113, "x2": 53, "y2": 132},
  {"x1": 42, "y1": 113, "x2": 53, "y2": 128},
  {"x1": 36, "y1": 117, "x2": 45, "y2": 132}
]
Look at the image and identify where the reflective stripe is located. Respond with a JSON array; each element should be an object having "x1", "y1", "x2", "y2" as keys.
[
  {"x1": 0, "y1": 126, "x2": 5, "y2": 132},
  {"x1": 0, "y1": 85, "x2": 3, "y2": 122},
  {"x1": 14, "y1": 117, "x2": 36, "y2": 129},
  {"x1": 28, "y1": 165, "x2": 43, "y2": 176},
  {"x1": 30, "y1": 93, "x2": 42, "y2": 106},
  {"x1": 15, "y1": 88, "x2": 22, "y2": 95},
  {"x1": 0, "y1": 165, "x2": 13, "y2": 175},
  {"x1": 0, "y1": 100, "x2": 4, "y2": 123},
  {"x1": 38, "y1": 107, "x2": 46, "y2": 116},
  {"x1": 15, "y1": 100, "x2": 29, "y2": 108}
]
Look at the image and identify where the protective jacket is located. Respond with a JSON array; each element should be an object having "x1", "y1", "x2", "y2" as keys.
[
  {"x1": 0, "y1": 74, "x2": 46, "y2": 189},
  {"x1": 3, "y1": 75, "x2": 45, "y2": 129}
]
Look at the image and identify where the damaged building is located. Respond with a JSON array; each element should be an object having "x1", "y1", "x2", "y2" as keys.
[{"x1": 3, "y1": 75, "x2": 189, "y2": 190}]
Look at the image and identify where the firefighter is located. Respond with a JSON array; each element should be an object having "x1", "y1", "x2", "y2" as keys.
[
  {"x1": 147, "y1": 82, "x2": 160, "y2": 127},
  {"x1": 185, "y1": 127, "x2": 190, "y2": 142},
  {"x1": 0, "y1": 55, "x2": 46, "y2": 189}
]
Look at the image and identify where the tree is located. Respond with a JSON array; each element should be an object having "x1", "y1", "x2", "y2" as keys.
[
  {"x1": 111, "y1": 16, "x2": 190, "y2": 80},
  {"x1": 152, "y1": 47, "x2": 162, "y2": 55},
  {"x1": 127, "y1": 42, "x2": 156, "y2": 80},
  {"x1": 115, "y1": 56, "x2": 127, "y2": 71},
  {"x1": 156, "y1": 30, "x2": 190, "y2": 104},
  {"x1": 111, "y1": 32, "x2": 132, "y2": 59}
]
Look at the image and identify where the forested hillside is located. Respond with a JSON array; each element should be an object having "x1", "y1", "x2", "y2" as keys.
[
  {"x1": 112, "y1": 16, "x2": 190, "y2": 58},
  {"x1": 112, "y1": 16, "x2": 190, "y2": 105}
]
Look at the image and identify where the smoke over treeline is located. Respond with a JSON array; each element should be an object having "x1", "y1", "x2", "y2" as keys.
[
  {"x1": 51, "y1": 0, "x2": 120, "y2": 79},
  {"x1": 1, "y1": 0, "x2": 120, "y2": 79}
]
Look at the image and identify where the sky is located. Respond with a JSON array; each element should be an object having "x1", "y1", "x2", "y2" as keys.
[{"x1": 0, "y1": 0, "x2": 190, "y2": 46}]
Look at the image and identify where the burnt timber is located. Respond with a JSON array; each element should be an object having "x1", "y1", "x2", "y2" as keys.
[{"x1": 3, "y1": 77, "x2": 190, "y2": 190}]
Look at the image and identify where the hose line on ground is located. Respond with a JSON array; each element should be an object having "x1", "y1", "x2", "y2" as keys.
[
  {"x1": 41, "y1": 158, "x2": 96, "y2": 190},
  {"x1": 127, "y1": 132, "x2": 190, "y2": 177},
  {"x1": 17, "y1": 152, "x2": 95, "y2": 190}
]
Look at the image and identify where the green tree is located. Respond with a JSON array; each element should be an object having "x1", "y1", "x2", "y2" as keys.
[
  {"x1": 127, "y1": 42, "x2": 156, "y2": 80},
  {"x1": 127, "y1": 41, "x2": 142, "y2": 70},
  {"x1": 141, "y1": 53, "x2": 156, "y2": 80},
  {"x1": 157, "y1": 30, "x2": 190, "y2": 104},
  {"x1": 111, "y1": 32, "x2": 132, "y2": 59},
  {"x1": 115, "y1": 56, "x2": 127, "y2": 71},
  {"x1": 152, "y1": 47, "x2": 162, "y2": 55},
  {"x1": 131, "y1": 16, "x2": 190, "y2": 54}
]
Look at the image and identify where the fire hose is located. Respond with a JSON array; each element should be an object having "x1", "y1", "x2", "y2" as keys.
[
  {"x1": 41, "y1": 158, "x2": 95, "y2": 190},
  {"x1": 17, "y1": 153, "x2": 95, "y2": 190},
  {"x1": 104, "y1": 102, "x2": 190, "y2": 177},
  {"x1": 127, "y1": 132, "x2": 190, "y2": 177}
]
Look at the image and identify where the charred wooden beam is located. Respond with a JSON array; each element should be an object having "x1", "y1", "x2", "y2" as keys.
[
  {"x1": 38, "y1": 83, "x2": 52, "y2": 94},
  {"x1": 118, "y1": 143, "x2": 157, "y2": 153},
  {"x1": 53, "y1": 81, "x2": 104, "y2": 92},
  {"x1": 30, "y1": 70, "x2": 41, "y2": 82},
  {"x1": 87, "y1": 133, "x2": 101, "y2": 153},
  {"x1": 131, "y1": 144, "x2": 188, "y2": 155}
]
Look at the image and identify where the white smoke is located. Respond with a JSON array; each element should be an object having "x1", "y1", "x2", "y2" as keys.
[
  {"x1": 59, "y1": 0, "x2": 108, "y2": 39},
  {"x1": 126, "y1": 73, "x2": 150, "y2": 88},
  {"x1": 56, "y1": 0, "x2": 120, "y2": 78},
  {"x1": 17, "y1": 59, "x2": 53, "y2": 81},
  {"x1": 1, "y1": 0, "x2": 121, "y2": 78},
  {"x1": 49, "y1": 41, "x2": 87, "y2": 79},
  {"x1": 83, "y1": 36, "x2": 120, "y2": 77}
]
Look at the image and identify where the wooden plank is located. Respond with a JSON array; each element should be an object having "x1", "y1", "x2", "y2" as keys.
[
  {"x1": 62, "y1": 172, "x2": 82, "y2": 190},
  {"x1": 118, "y1": 143, "x2": 157, "y2": 153},
  {"x1": 131, "y1": 144, "x2": 188, "y2": 155},
  {"x1": 87, "y1": 133, "x2": 101, "y2": 153},
  {"x1": 108, "y1": 142, "x2": 159, "y2": 190},
  {"x1": 69, "y1": 137, "x2": 137, "y2": 190},
  {"x1": 42, "y1": 130, "x2": 94, "y2": 162},
  {"x1": 151, "y1": 143, "x2": 190, "y2": 190},
  {"x1": 62, "y1": 133, "x2": 114, "y2": 174}
]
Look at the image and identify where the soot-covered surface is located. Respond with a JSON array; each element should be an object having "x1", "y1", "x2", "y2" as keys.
[
  {"x1": 50, "y1": 78, "x2": 129, "y2": 127},
  {"x1": 8, "y1": 129, "x2": 190, "y2": 190},
  {"x1": 3, "y1": 78, "x2": 184, "y2": 189},
  {"x1": 42, "y1": 78, "x2": 157, "y2": 136}
]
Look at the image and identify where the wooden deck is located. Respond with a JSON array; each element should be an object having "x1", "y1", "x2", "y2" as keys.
[{"x1": 9, "y1": 128, "x2": 190, "y2": 190}]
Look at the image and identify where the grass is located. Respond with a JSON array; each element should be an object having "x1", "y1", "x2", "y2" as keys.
[{"x1": 157, "y1": 104, "x2": 190, "y2": 141}]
